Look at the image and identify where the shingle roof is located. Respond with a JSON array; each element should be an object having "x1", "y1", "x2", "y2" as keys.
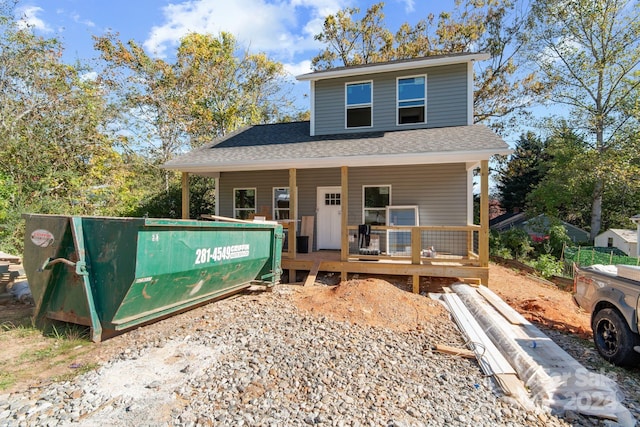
[
  {"x1": 607, "y1": 229, "x2": 638, "y2": 243},
  {"x1": 163, "y1": 122, "x2": 511, "y2": 173}
]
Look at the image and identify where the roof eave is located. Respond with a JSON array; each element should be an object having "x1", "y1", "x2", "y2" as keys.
[
  {"x1": 296, "y1": 53, "x2": 491, "y2": 82},
  {"x1": 162, "y1": 147, "x2": 511, "y2": 174}
]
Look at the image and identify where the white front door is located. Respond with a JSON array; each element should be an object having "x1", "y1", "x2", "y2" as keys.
[{"x1": 316, "y1": 186, "x2": 342, "y2": 250}]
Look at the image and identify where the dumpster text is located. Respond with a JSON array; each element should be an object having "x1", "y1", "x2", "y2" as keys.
[{"x1": 195, "y1": 244, "x2": 250, "y2": 264}]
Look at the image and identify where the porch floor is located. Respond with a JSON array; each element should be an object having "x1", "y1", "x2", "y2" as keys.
[{"x1": 281, "y1": 250, "x2": 489, "y2": 289}]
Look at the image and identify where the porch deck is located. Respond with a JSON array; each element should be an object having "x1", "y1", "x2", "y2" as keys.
[{"x1": 281, "y1": 249, "x2": 488, "y2": 291}]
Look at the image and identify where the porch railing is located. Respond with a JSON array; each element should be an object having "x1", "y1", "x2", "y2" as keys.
[{"x1": 345, "y1": 225, "x2": 482, "y2": 266}]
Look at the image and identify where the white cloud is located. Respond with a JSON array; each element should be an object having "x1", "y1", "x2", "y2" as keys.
[
  {"x1": 15, "y1": 6, "x2": 52, "y2": 32},
  {"x1": 283, "y1": 59, "x2": 314, "y2": 78},
  {"x1": 396, "y1": 0, "x2": 415, "y2": 13},
  {"x1": 72, "y1": 13, "x2": 96, "y2": 28},
  {"x1": 143, "y1": 0, "x2": 348, "y2": 59},
  {"x1": 80, "y1": 71, "x2": 98, "y2": 82}
]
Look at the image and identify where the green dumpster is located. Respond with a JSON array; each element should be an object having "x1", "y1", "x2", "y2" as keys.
[{"x1": 22, "y1": 214, "x2": 283, "y2": 342}]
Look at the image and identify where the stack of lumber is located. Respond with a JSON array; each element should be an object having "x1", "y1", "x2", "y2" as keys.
[
  {"x1": 439, "y1": 284, "x2": 635, "y2": 426},
  {"x1": 0, "y1": 251, "x2": 22, "y2": 297}
]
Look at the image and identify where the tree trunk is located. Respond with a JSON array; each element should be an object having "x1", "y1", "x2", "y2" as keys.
[{"x1": 589, "y1": 178, "x2": 604, "y2": 242}]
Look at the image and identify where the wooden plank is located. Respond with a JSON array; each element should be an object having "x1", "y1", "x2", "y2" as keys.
[
  {"x1": 341, "y1": 166, "x2": 348, "y2": 262},
  {"x1": 433, "y1": 344, "x2": 475, "y2": 359},
  {"x1": 412, "y1": 274, "x2": 420, "y2": 294},
  {"x1": 476, "y1": 285, "x2": 526, "y2": 325},
  {"x1": 479, "y1": 160, "x2": 489, "y2": 272},
  {"x1": 181, "y1": 172, "x2": 190, "y2": 219},
  {"x1": 301, "y1": 216, "x2": 314, "y2": 251},
  {"x1": 304, "y1": 261, "x2": 321, "y2": 287}
]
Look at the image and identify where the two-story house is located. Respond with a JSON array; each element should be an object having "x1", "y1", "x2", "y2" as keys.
[{"x1": 163, "y1": 52, "x2": 511, "y2": 287}]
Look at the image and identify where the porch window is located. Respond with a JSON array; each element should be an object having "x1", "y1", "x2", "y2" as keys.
[
  {"x1": 234, "y1": 188, "x2": 256, "y2": 220},
  {"x1": 273, "y1": 187, "x2": 290, "y2": 220},
  {"x1": 397, "y1": 75, "x2": 426, "y2": 125},
  {"x1": 363, "y1": 185, "x2": 390, "y2": 225},
  {"x1": 346, "y1": 81, "x2": 372, "y2": 128}
]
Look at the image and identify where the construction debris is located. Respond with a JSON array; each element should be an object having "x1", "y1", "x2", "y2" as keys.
[{"x1": 444, "y1": 283, "x2": 635, "y2": 426}]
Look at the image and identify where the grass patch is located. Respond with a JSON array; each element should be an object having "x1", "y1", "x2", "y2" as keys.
[
  {"x1": 52, "y1": 362, "x2": 100, "y2": 382},
  {"x1": 0, "y1": 371, "x2": 15, "y2": 391}
]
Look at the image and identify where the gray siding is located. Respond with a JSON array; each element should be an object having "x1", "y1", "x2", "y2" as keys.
[
  {"x1": 219, "y1": 164, "x2": 469, "y2": 251},
  {"x1": 314, "y1": 63, "x2": 468, "y2": 136}
]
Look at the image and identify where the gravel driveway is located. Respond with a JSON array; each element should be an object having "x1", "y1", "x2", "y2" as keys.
[{"x1": 1, "y1": 284, "x2": 577, "y2": 427}]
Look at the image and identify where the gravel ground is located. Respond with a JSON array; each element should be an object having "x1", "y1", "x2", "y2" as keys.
[{"x1": 0, "y1": 284, "x2": 627, "y2": 426}]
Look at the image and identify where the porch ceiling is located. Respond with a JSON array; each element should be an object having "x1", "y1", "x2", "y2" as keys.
[{"x1": 162, "y1": 122, "x2": 511, "y2": 174}]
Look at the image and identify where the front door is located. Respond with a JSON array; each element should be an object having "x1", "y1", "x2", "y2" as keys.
[{"x1": 316, "y1": 186, "x2": 341, "y2": 250}]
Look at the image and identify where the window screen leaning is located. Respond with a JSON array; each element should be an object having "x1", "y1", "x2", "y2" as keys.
[
  {"x1": 346, "y1": 81, "x2": 372, "y2": 128},
  {"x1": 397, "y1": 76, "x2": 425, "y2": 124}
]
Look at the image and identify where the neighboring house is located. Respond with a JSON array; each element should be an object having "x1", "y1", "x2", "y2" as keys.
[
  {"x1": 163, "y1": 53, "x2": 511, "y2": 286},
  {"x1": 490, "y1": 212, "x2": 590, "y2": 244},
  {"x1": 594, "y1": 229, "x2": 638, "y2": 257},
  {"x1": 631, "y1": 215, "x2": 640, "y2": 257}
]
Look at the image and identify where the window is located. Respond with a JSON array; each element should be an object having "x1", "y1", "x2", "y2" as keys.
[
  {"x1": 273, "y1": 187, "x2": 290, "y2": 220},
  {"x1": 234, "y1": 188, "x2": 256, "y2": 219},
  {"x1": 346, "y1": 81, "x2": 372, "y2": 128},
  {"x1": 607, "y1": 237, "x2": 614, "y2": 248},
  {"x1": 363, "y1": 185, "x2": 390, "y2": 225},
  {"x1": 324, "y1": 192, "x2": 341, "y2": 206},
  {"x1": 397, "y1": 76, "x2": 425, "y2": 124}
]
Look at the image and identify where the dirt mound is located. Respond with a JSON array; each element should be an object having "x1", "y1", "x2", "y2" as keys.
[
  {"x1": 293, "y1": 278, "x2": 450, "y2": 332},
  {"x1": 488, "y1": 263, "x2": 592, "y2": 339}
]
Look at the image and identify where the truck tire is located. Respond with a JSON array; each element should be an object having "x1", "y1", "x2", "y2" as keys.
[{"x1": 592, "y1": 308, "x2": 640, "y2": 366}]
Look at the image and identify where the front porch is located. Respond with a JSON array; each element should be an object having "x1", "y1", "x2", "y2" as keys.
[
  {"x1": 281, "y1": 223, "x2": 489, "y2": 290},
  {"x1": 272, "y1": 161, "x2": 491, "y2": 289}
]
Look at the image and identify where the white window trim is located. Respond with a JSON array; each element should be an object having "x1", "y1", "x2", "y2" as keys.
[
  {"x1": 272, "y1": 186, "x2": 298, "y2": 221},
  {"x1": 362, "y1": 185, "x2": 392, "y2": 224},
  {"x1": 345, "y1": 80, "x2": 373, "y2": 129},
  {"x1": 233, "y1": 187, "x2": 256, "y2": 219},
  {"x1": 396, "y1": 74, "x2": 427, "y2": 126}
]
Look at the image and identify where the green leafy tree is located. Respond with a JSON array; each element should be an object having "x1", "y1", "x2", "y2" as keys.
[
  {"x1": 496, "y1": 132, "x2": 548, "y2": 213},
  {"x1": 525, "y1": 0, "x2": 640, "y2": 240},
  {"x1": 176, "y1": 32, "x2": 292, "y2": 146},
  {"x1": 0, "y1": 6, "x2": 129, "y2": 253}
]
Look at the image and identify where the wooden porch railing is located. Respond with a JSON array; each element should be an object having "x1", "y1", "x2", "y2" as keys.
[{"x1": 345, "y1": 225, "x2": 483, "y2": 266}]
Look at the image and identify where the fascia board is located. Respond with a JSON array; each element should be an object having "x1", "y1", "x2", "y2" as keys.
[
  {"x1": 296, "y1": 54, "x2": 490, "y2": 81},
  {"x1": 163, "y1": 148, "x2": 512, "y2": 173}
]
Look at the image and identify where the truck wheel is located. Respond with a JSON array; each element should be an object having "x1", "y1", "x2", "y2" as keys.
[{"x1": 592, "y1": 308, "x2": 640, "y2": 366}]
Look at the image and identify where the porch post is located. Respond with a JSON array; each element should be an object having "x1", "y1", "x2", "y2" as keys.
[
  {"x1": 341, "y1": 166, "x2": 349, "y2": 267},
  {"x1": 289, "y1": 168, "x2": 297, "y2": 257},
  {"x1": 181, "y1": 172, "x2": 190, "y2": 219},
  {"x1": 480, "y1": 160, "x2": 489, "y2": 269}
]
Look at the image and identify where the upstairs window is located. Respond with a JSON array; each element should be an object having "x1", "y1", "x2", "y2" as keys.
[
  {"x1": 397, "y1": 76, "x2": 426, "y2": 125},
  {"x1": 345, "y1": 81, "x2": 372, "y2": 128}
]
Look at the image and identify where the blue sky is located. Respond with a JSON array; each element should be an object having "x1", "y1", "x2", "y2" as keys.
[{"x1": 13, "y1": 0, "x2": 457, "y2": 103}]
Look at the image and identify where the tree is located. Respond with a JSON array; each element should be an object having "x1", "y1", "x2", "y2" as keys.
[
  {"x1": 312, "y1": 1, "x2": 544, "y2": 126},
  {"x1": 525, "y1": 0, "x2": 640, "y2": 239},
  {"x1": 0, "y1": 6, "x2": 130, "y2": 253},
  {"x1": 176, "y1": 32, "x2": 292, "y2": 147},
  {"x1": 496, "y1": 132, "x2": 548, "y2": 212},
  {"x1": 94, "y1": 32, "x2": 293, "y2": 192}
]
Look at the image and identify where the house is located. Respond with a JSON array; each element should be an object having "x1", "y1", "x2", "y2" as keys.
[
  {"x1": 631, "y1": 215, "x2": 640, "y2": 257},
  {"x1": 595, "y1": 229, "x2": 638, "y2": 257},
  {"x1": 163, "y1": 53, "x2": 511, "y2": 287},
  {"x1": 490, "y1": 212, "x2": 590, "y2": 243}
]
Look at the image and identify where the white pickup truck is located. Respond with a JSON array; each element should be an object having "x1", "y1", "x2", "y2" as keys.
[{"x1": 573, "y1": 264, "x2": 640, "y2": 366}]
